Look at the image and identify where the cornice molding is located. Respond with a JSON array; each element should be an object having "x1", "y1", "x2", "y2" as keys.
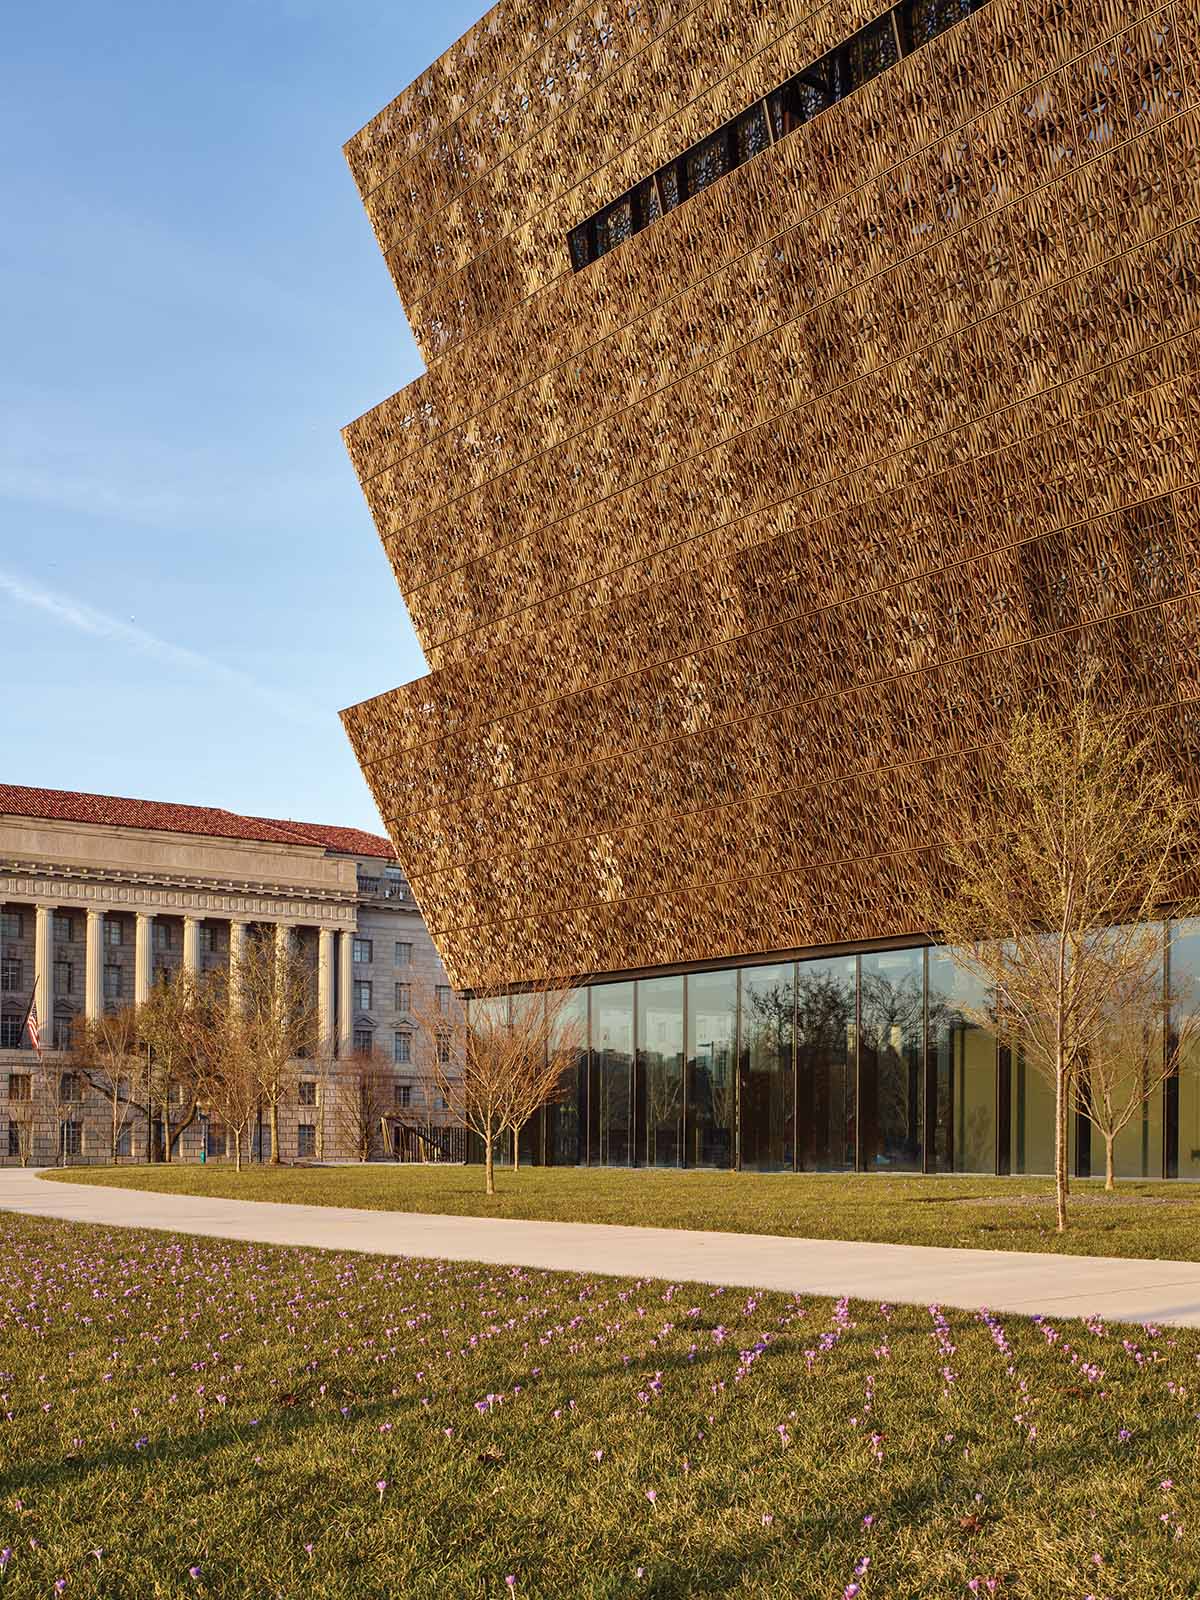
[{"x1": 0, "y1": 860, "x2": 360, "y2": 926}]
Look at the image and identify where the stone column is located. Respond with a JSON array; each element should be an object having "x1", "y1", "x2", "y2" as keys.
[
  {"x1": 318, "y1": 927, "x2": 336, "y2": 1061},
  {"x1": 34, "y1": 905, "x2": 54, "y2": 1043},
  {"x1": 134, "y1": 912, "x2": 154, "y2": 1006},
  {"x1": 337, "y1": 928, "x2": 354, "y2": 1060},
  {"x1": 228, "y1": 920, "x2": 248, "y2": 1004},
  {"x1": 85, "y1": 907, "x2": 105, "y2": 1021},
  {"x1": 182, "y1": 916, "x2": 201, "y2": 976}
]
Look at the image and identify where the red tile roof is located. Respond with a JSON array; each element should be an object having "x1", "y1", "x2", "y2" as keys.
[{"x1": 0, "y1": 784, "x2": 396, "y2": 860}]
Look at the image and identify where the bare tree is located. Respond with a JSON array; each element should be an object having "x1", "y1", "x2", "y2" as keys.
[
  {"x1": 927, "y1": 689, "x2": 1196, "y2": 1231},
  {"x1": 231, "y1": 932, "x2": 319, "y2": 1165},
  {"x1": 416, "y1": 984, "x2": 580, "y2": 1193},
  {"x1": 1076, "y1": 953, "x2": 1200, "y2": 1190},
  {"x1": 71, "y1": 1007, "x2": 141, "y2": 1161},
  {"x1": 333, "y1": 1048, "x2": 395, "y2": 1163},
  {"x1": 204, "y1": 1003, "x2": 261, "y2": 1173},
  {"x1": 501, "y1": 991, "x2": 583, "y2": 1170},
  {"x1": 137, "y1": 971, "x2": 215, "y2": 1160}
]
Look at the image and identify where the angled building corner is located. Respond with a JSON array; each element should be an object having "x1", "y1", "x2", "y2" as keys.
[{"x1": 340, "y1": 0, "x2": 1200, "y2": 1004}]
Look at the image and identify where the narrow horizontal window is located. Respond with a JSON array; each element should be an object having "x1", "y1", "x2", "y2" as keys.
[{"x1": 564, "y1": 0, "x2": 994, "y2": 271}]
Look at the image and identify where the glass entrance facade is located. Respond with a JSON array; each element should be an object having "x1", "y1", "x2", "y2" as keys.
[{"x1": 475, "y1": 921, "x2": 1198, "y2": 1177}]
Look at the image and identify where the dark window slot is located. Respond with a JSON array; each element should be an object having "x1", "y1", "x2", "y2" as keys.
[{"x1": 565, "y1": 0, "x2": 993, "y2": 271}]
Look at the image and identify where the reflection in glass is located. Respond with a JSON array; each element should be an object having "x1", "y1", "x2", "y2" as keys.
[
  {"x1": 860, "y1": 949, "x2": 924, "y2": 1170},
  {"x1": 1082, "y1": 926, "x2": 1165, "y2": 1181},
  {"x1": 687, "y1": 970, "x2": 736, "y2": 1168},
  {"x1": 1172, "y1": 921, "x2": 1200, "y2": 1180},
  {"x1": 928, "y1": 949, "x2": 997, "y2": 1173},
  {"x1": 740, "y1": 964, "x2": 794, "y2": 1171},
  {"x1": 795, "y1": 956, "x2": 856, "y2": 1170},
  {"x1": 546, "y1": 988, "x2": 588, "y2": 1166},
  {"x1": 593, "y1": 982, "x2": 634, "y2": 1166},
  {"x1": 1011, "y1": 1047, "x2": 1057, "y2": 1175},
  {"x1": 638, "y1": 976, "x2": 684, "y2": 1167},
  {"x1": 471, "y1": 995, "x2": 514, "y2": 1166}
]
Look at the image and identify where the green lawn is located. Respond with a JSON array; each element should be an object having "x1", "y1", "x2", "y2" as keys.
[
  {"x1": 41, "y1": 1163, "x2": 1200, "y2": 1260},
  {"x1": 0, "y1": 1212, "x2": 1197, "y2": 1598}
]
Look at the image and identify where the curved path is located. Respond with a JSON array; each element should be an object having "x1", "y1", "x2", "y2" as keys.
[{"x1": 3, "y1": 1167, "x2": 1199, "y2": 1327}]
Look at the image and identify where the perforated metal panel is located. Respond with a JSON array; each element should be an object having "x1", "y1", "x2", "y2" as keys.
[{"x1": 341, "y1": 0, "x2": 1200, "y2": 991}]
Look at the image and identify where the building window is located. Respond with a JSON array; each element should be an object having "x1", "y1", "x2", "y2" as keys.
[
  {"x1": 54, "y1": 961, "x2": 72, "y2": 995},
  {"x1": 7, "y1": 1122, "x2": 20, "y2": 1157},
  {"x1": 153, "y1": 923, "x2": 174, "y2": 952},
  {"x1": 298, "y1": 1080, "x2": 317, "y2": 1106},
  {"x1": 115, "y1": 1125, "x2": 132, "y2": 1158},
  {"x1": 60, "y1": 1120, "x2": 82, "y2": 1158},
  {"x1": 52, "y1": 1017, "x2": 73, "y2": 1053},
  {"x1": 8, "y1": 1074, "x2": 31, "y2": 1101},
  {"x1": 395, "y1": 983, "x2": 411, "y2": 1012},
  {"x1": 355, "y1": 981, "x2": 373, "y2": 1011},
  {"x1": 566, "y1": 0, "x2": 989, "y2": 271},
  {"x1": 199, "y1": 925, "x2": 216, "y2": 954},
  {"x1": 59, "y1": 1072, "x2": 81, "y2": 1103},
  {"x1": 105, "y1": 919, "x2": 123, "y2": 947},
  {"x1": 353, "y1": 1027, "x2": 373, "y2": 1054},
  {"x1": 0, "y1": 1017, "x2": 25, "y2": 1049},
  {"x1": 54, "y1": 914, "x2": 76, "y2": 942},
  {"x1": 104, "y1": 966, "x2": 123, "y2": 1002},
  {"x1": 436, "y1": 1094, "x2": 449, "y2": 1112},
  {"x1": 206, "y1": 1122, "x2": 227, "y2": 1158},
  {"x1": 1, "y1": 959, "x2": 20, "y2": 993},
  {"x1": 395, "y1": 1083, "x2": 412, "y2": 1108},
  {"x1": 436, "y1": 985, "x2": 452, "y2": 1013},
  {"x1": 353, "y1": 938, "x2": 373, "y2": 964},
  {"x1": 1, "y1": 912, "x2": 22, "y2": 940},
  {"x1": 297, "y1": 1124, "x2": 316, "y2": 1158},
  {"x1": 436, "y1": 1033, "x2": 451, "y2": 1065},
  {"x1": 394, "y1": 941, "x2": 412, "y2": 967},
  {"x1": 394, "y1": 1031, "x2": 411, "y2": 1065}
]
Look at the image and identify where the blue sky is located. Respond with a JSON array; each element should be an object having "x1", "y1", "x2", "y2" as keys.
[{"x1": 2, "y1": 0, "x2": 482, "y2": 834}]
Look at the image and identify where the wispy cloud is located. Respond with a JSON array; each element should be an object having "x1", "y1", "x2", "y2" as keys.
[{"x1": 0, "y1": 568, "x2": 309, "y2": 724}]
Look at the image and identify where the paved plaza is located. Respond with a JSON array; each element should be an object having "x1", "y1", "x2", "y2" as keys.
[{"x1": 3, "y1": 1167, "x2": 1200, "y2": 1327}]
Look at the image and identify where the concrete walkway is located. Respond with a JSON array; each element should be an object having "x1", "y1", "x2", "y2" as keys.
[{"x1": 3, "y1": 1168, "x2": 1200, "y2": 1327}]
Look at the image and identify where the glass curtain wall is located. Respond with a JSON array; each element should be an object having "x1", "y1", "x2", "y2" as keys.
[
  {"x1": 859, "y1": 949, "x2": 924, "y2": 1170},
  {"x1": 739, "y1": 964, "x2": 795, "y2": 1170},
  {"x1": 1172, "y1": 920, "x2": 1200, "y2": 1180},
  {"x1": 592, "y1": 982, "x2": 635, "y2": 1166},
  {"x1": 794, "y1": 955, "x2": 857, "y2": 1170},
  {"x1": 637, "y1": 976, "x2": 684, "y2": 1166},
  {"x1": 686, "y1": 969, "x2": 737, "y2": 1168},
  {"x1": 546, "y1": 987, "x2": 588, "y2": 1165},
  {"x1": 927, "y1": 948, "x2": 997, "y2": 1174}
]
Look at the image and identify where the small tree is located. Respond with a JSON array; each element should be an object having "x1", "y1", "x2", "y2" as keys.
[
  {"x1": 232, "y1": 933, "x2": 319, "y2": 1166},
  {"x1": 137, "y1": 971, "x2": 212, "y2": 1160},
  {"x1": 333, "y1": 1048, "x2": 395, "y2": 1163},
  {"x1": 205, "y1": 1005, "x2": 261, "y2": 1173},
  {"x1": 1075, "y1": 953, "x2": 1200, "y2": 1190},
  {"x1": 500, "y1": 991, "x2": 582, "y2": 1170},
  {"x1": 928, "y1": 690, "x2": 1197, "y2": 1232},
  {"x1": 417, "y1": 984, "x2": 581, "y2": 1193},
  {"x1": 72, "y1": 1006, "x2": 141, "y2": 1161}
]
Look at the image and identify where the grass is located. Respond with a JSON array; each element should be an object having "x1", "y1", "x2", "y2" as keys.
[
  {"x1": 41, "y1": 1163, "x2": 1200, "y2": 1260},
  {"x1": 1, "y1": 1213, "x2": 1198, "y2": 1598}
]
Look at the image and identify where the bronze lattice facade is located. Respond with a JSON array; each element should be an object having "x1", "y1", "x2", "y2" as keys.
[{"x1": 341, "y1": 0, "x2": 1200, "y2": 998}]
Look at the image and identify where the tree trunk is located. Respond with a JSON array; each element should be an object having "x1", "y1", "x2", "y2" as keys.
[
  {"x1": 162, "y1": 1102, "x2": 172, "y2": 1163},
  {"x1": 1105, "y1": 1133, "x2": 1116, "y2": 1191},
  {"x1": 269, "y1": 1099, "x2": 280, "y2": 1165},
  {"x1": 513, "y1": 1126, "x2": 520, "y2": 1171},
  {"x1": 234, "y1": 1128, "x2": 242, "y2": 1173},
  {"x1": 1054, "y1": 1053, "x2": 1068, "y2": 1233},
  {"x1": 485, "y1": 1121, "x2": 495, "y2": 1196}
]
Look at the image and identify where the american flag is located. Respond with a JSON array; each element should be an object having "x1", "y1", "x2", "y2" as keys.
[{"x1": 26, "y1": 999, "x2": 41, "y2": 1055}]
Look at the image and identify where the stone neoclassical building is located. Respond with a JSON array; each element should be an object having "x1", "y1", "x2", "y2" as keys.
[{"x1": 0, "y1": 784, "x2": 451, "y2": 1165}]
